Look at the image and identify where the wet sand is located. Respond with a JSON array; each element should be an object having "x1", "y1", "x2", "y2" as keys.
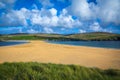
[{"x1": 0, "y1": 40, "x2": 120, "y2": 69}]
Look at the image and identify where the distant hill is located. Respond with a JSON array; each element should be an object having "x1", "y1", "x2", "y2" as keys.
[
  {"x1": 0, "y1": 32, "x2": 120, "y2": 41},
  {"x1": 67, "y1": 32, "x2": 120, "y2": 41}
]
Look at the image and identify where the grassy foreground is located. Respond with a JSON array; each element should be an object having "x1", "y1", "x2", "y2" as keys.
[{"x1": 0, "y1": 62, "x2": 120, "y2": 80}]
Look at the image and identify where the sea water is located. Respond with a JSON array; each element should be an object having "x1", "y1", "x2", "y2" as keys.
[
  {"x1": 47, "y1": 41, "x2": 120, "y2": 49},
  {"x1": 0, "y1": 41, "x2": 28, "y2": 46}
]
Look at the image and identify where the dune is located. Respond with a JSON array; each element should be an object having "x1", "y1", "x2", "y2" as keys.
[{"x1": 0, "y1": 40, "x2": 120, "y2": 69}]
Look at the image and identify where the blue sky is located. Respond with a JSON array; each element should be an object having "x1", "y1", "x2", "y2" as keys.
[{"x1": 0, "y1": 0, "x2": 120, "y2": 34}]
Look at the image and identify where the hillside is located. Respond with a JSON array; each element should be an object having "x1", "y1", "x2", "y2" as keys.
[
  {"x1": 67, "y1": 32, "x2": 120, "y2": 41},
  {"x1": 0, "y1": 32, "x2": 120, "y2": 41}
]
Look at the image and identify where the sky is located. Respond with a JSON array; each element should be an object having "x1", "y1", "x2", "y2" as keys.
[{"x1": 0, "y1": 0, "x2": 120, "y2": 34}]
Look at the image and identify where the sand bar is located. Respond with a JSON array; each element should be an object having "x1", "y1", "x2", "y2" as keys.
[{"x1": 0, "y1": 40, "x2": 120, "y2": 69}]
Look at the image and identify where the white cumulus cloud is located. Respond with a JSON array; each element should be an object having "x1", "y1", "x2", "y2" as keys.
[
  {"x1": 79, "y1": 29, "x2": 86, "y2": 33},
  {"x1": 27, "y1": 28, "x2": 38, "y2": 33},
  {"x1": 69, "y1": 0, "x2": 94, "y2": 20},
  {"x1": 30, "y1": 8, "x2": 82, "y2": 28},
  {"x1": 44, "y1": 27, "x2": 54, "y2": 33},
  {"x1": 96, "y1": 0, "x2": 120, "y2": 24},
  {"x1": 69, "y1": 0, "x2": 120, "y2": 25},
  {"x1": 38, "y1": 0, "x2": 53, "y2": 8},
  {"x1": 0, "y1": 0, "x2": 120, "y2": 33},
  {"x1": 0, "y1": 8, "x2": 28, "y2": 27},
  {"x1": 89, "y1": 22, "x2": 101, "y2": 31},
  {"x1": 0, "y1": 0, "x2": 16, "y2": 10}
]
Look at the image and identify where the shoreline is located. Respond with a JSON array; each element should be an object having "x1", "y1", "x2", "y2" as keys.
[
  {"x1": 46, "y1": 41, "x2": 120, "y2": 50},
  {"x1": 1, "y1": 40, "x2": 120, "y2": 50},
  {"x1": 0, "y1": 40, "x2": 120, "y2": 69}
]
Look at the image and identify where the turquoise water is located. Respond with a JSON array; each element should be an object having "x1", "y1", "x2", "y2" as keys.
[
  {"x1": 1, "y1": 41, "x2": 120, "y2": 49},
  {"x1": 47, "y1": 41, "x2": 120, "y2": 49},
  {"x1": 0, "y1": 41, "x2": 28, "y2": 46}
]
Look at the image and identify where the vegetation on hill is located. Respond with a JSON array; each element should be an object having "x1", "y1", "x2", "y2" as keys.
[
  {"x1": 0, "y1": 62, "x2": 120, "y2": 80},
  {"x1": 67, "y1": 32, "x2": 120, "y2": 41},
  {"x1": 0, "y1": 32, "x2": 120, "y2": 41}
]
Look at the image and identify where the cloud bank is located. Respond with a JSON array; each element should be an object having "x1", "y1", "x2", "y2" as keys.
[{"x1": 0, "y1": 0, "x2": 120, "y2": 34}]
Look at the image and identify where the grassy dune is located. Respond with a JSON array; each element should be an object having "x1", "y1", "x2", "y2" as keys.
[
  {"x1": 0, "y1": 32, "x2": 120, "y2": 41},
  {"x1": 0, "y1": 62, "x2": 120, "y2": 80}
]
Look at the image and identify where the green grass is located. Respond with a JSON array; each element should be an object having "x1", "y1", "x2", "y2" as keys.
[
  {"x1": 0, "y1": 62, "x2": 120, "y2": 80},
  {"x1": 68, "y1": 32, "x2": 120, "y2": 41},
  {"x1": 0, "y1": 32, "x2": 120, "y2": 41}
]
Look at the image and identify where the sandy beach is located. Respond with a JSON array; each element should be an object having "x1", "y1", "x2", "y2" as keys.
[{"x1": 0, "y1": 40, "x2": 120, "y2": 69}]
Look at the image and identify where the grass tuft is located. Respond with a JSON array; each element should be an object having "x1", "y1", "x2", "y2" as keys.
[{"x1": 0, "y1": 62, "x2": 120, "y2": 80}]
